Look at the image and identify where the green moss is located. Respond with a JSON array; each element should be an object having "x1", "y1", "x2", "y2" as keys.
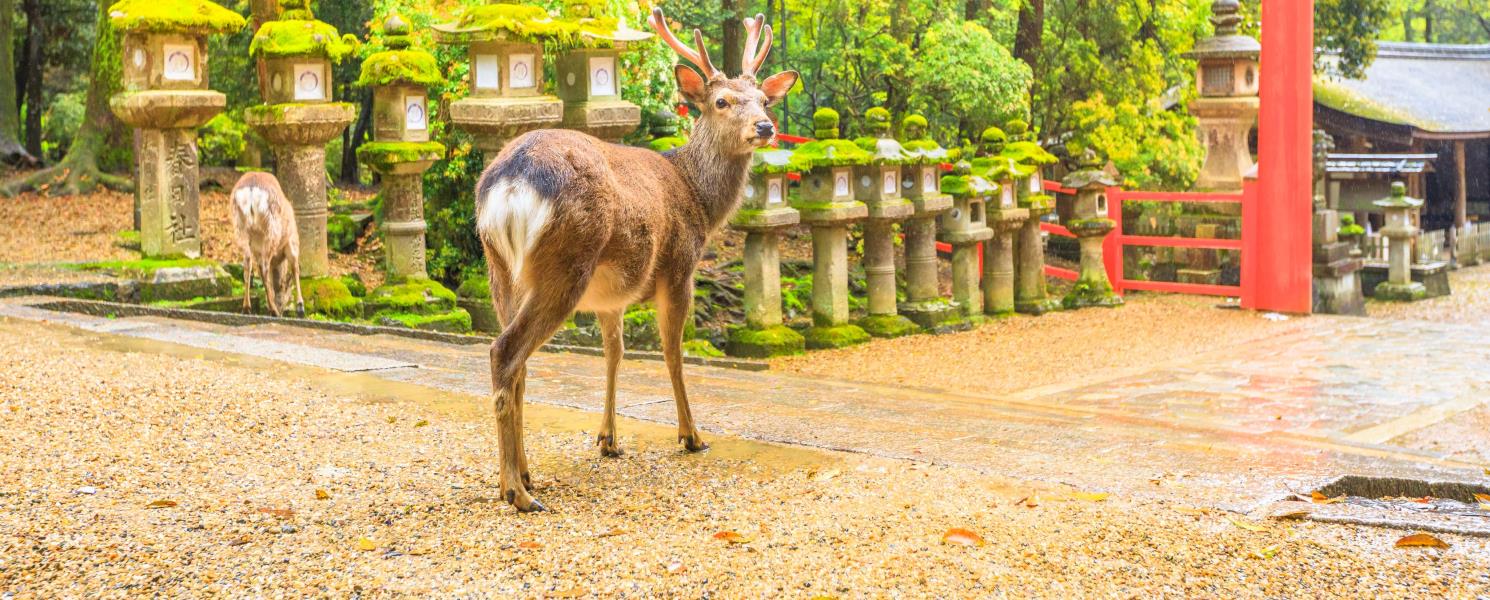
[
  {"x1": 901, "y1": 114, "x2": 928, "y2": 130},
  {"x1": 356, "y1": 141, "x2": 445, "y2": 169},
  {"x1": 802, "y1": 324, "x2": 871, "y2": 350},
  {"x1": 107, "y1": 0, "x2": 246, "y2": 34},
  {"x1": 302, "y1": 276, "x2": 363, "y2": 319},
  {"x1": 980, "y1": 127, "x2": 1006, "y2": 144},
  {"x1": 325, "y1": 214, "x2": 359, "y2": 253},
  {"x1": 726, "y1": 325, "x2": 805, "y2": 358},
  {"x1": 857, "y1": 314, "x2": 920, "y2": 338},
  {"x1": 1339, "y1": 214, "x2": 1365, "y2": 237},
  {"x1": 245, "y1": 102, "x2": 356, "y2": 124},
  {"x1": 649, "y1": 136, "x2": 688, "y2": 152},
  {"x1": 356, "y1": 50, "x2": 443, "y2": 87},
  {"x1": 366, "y1": 278, "x2": 457, "y2": 316},
  {"x1": 1063, "y1": 278, "x2": 1122, "y2": 309},
  {"x1": 444, "y1": 4, "x2": 623, "y2": 48},
  {"x1": 457, "y1": 274, "x2": 491, "y2": 300},
  {"x1": 1374, "y1": 281, "x2": 1428, "y2": 302},
  {"x1": 1313, "y1": 79, "x2": 1432, "y2": 129},
  {"x1": 681, "y1": 338, "x2": 725, "y2": 359},
  {"x1": 341, "y1": 273, "x2": 366, "y2": 297},
  {"x1": 1020, "y1": 192, "x2": 1055, "y2": 211},
  {"x1": 789, "y1": 139, "x2": 872, "y2": 171},
  {"x1": 377, "y1": 308, "x2": 472, "y2": 333},
  {"x1": 251, "y1": 19, "x2": 358, "y2": 61},
  {"x1": 78, "y1": 257, "x2": 216, "y2": 277},
  {"x1": 812, "y1": 107, "x2": 840, "y2": 129},
  {"x1": 1002, "y1": 141, "x2": 1058, "y2": 166},
  {"x1": 1067, "y1": 218, "x2": 1116, "y2": 235}
]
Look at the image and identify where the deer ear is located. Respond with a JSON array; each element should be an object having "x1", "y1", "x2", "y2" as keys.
[
  {"x1": 759, "y1": 70, "x2": 799, "y2": 106},
  {"x1": 675, "y1": 65, "x2": 709, "y2": 106}
]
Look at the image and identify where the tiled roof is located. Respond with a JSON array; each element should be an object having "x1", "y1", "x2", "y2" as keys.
[{"x1": 1314, "y1": 42, "x2": 1490, "y2": 136}]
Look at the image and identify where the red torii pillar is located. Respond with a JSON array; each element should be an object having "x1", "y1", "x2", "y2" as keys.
[{"x1": 1242, "y1": 0, "x2": 1314, "y2": 313}]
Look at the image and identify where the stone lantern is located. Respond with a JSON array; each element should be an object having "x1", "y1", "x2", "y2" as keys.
[
  {"x1": 1372, "y1": 182, "x2": 1427, "y2": 301},
  {"x1": 356, "y1": 14, "x2": 446, "y2": 282},
  {"x1": 1060, "y1": 149, "x2": 1123, "y2": 309},
  {"x1": 938, "y1": 162, "x2": 995, "y2": 317},
  {"x1": 727, "y1": 149, "x2": 805, "y2": 357},
  {"x1": 1002, "y1": 121, "x2": 1062, "y2": 315},
  {"x1": 435, "y1": 2, "x2": 568, "y2": 151},
  {"x1": 553, "y1": 2, "x2": 651, "y2": 141},
  {"x1": 977, "y1": 152, "x2": 1032, "y2": 317},
  {"x1": 1187, "y1": 0, "x2": 1260, "y2": 191},
  {"x1": 107, "y1": 0, "x2": 245, "y2": 258},
  {"x1": 246, "y1": 0, "x2": 359, "y2": 279},
  {"x1": 851, "y1": 108, "x2": 918, "y2": 337},
  {"x1": 896, "y1": 114, "x2": 959, "y2": 328},
  {"x1": 791, "y1": 108, "x2": 870, "y2": 349}
]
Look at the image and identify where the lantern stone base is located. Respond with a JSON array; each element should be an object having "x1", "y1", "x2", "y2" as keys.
[
  {"x1": 862, "y1": 220, "x2": 911, "y2": 328},
  {"x1": 982, "y1": 211, "x2": 1029, "y2": 317},
  {"x1": 1062, "y1": 219, "x2": 1122, "y2": 310},
  {"x1": 561, "y1": 98, "x2": 641, "y2": 142},
  {"x1": 359, "y1": 143, "x2": 443, "y2": 282},
  {"x1": 1373, "y1": 280, "x2": 1428, "y2": 302},
  {"x1": 1361, "y1": 262, "x2": 1451, "y2": 299},
  {"x1": 448, "y1": 96, "x2": 563, "y2": 151},
  {"x1": 110, "y1": 90, "x2": 225, "y2": 130},
  {"x1": 1190, "y1": 96, "x2": 1258, "y2": 192},
  {"x1": 301, "y1": 277, "x2": 364, "y2": 321},
  {"x1": 726, "y1": 325, "x2": 806, "y2": 358},
  {"x1": 857, "y1": 314, "x2": 919, "y2": 338},
  {"x1": 898, "y1": 298, "x2": 966, "y2": 331},
  {"x1": 80, "y1": 259, "x2": 234, "y2": 303},
  {"x1": 802, "y1": 323, "x2": 871, "y2": 350},
  {"x1": 366, "y1": 278, "x2": 472, "y2": 333}
]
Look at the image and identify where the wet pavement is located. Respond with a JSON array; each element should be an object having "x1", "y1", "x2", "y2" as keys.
[{"x1": 3, "y1": 293, "x2": 1486, "y2": 522}]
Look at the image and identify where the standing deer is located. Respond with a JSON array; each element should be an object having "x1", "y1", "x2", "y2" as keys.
[
  {"x1": 475, "y1": 9, "x2": 797, "y2": 511},
  {"x1": 230, "y1": 172, "x2": 305, "y2": 318}
]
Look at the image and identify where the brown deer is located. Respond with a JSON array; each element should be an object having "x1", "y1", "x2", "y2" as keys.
[
  {"x1": 474, "y1": 9, "x2": 797, "y2": 511},
  {"x1": 230, "y1": 172, "x2": 305, "y2": 318}
]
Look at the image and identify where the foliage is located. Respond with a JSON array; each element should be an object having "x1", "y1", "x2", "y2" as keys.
[
  {"x1": 1067, "y1": 91, "x2": 1204, "y2": 189},
  {"x1": 198, "y1": 111, "x2": 248, "y2": 167},
  {"x1": 906, "y1": 20, "x2": 1030, "y2": 135},
  {"x1": 40, "y1": 91, "x2": 86, "y2": 162}
]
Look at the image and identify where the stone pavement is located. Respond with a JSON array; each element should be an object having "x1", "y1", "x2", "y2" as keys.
[{"x1": 2, "y1": 296, "x2": 1487, "y2": 521}]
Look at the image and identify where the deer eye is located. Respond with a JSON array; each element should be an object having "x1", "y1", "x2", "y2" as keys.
[{"x1": 715, "y1": 98, "x2": 729, "y2": 109}]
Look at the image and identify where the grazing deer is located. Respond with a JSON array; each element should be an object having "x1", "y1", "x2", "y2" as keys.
[
  {"x1": 230, "y1": 172, "x2": 305, "y2": 318},
  {"x1": 474, "y1": 8, "x2": 798, "y2": 511}
]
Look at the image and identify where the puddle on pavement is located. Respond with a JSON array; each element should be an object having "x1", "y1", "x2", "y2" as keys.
[
  {"x1": 18, "y1": 318, "x2": 832, "y2": 479},
  {"x1": 1313, "y1": 475, "x2": 1490, "y2": 519}
]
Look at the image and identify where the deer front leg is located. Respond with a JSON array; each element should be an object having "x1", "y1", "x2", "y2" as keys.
[
  {"x1": 656, "y1": 279, "x2": 706, "y2": 452},
  {"x1": 513, "y1": 363, "x2": 532, "y2": 491},
  {"x1": 262, "y1": 254, "x2": 282, "y2": 317},
  {"x1": 241, "y1": 255, "x2": 254, "y2": 314},
  {"x1": 595, "y1": 310, "x2": 624, "y2": 457}
]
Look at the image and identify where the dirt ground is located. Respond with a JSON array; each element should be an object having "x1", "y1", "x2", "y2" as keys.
[
  {"x1": 1366, "y1": 264, "x2": 1490, "y2": 326},
  {"x1": 2, "y1": 320, "x2": 1486, "y2": 598}
]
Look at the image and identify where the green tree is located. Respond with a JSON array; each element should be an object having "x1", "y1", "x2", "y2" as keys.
[{"x1": 0, "y1": 0, "x2": 29, "y2": 163}]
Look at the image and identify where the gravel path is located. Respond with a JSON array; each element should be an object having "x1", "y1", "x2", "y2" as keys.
[
  {"x1": 1367, "y1": 264, "x2": 1490, "y2": 326},
  {"x1": 773, "y1": 294, "x2": 1312, "y2": 397},
  {"x1": 2, "y1": 320, "x2": 1485, "y2": 597}
]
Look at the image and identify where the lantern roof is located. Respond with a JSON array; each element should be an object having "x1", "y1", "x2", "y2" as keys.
[
  {"x1": 789, "y1": 139, "x2": 873, "y2": 171},
  {"x1": 107, "y1": 0, "x2": 246, "y2": 35},
  {"x1": 752, "y1": 148, "x2": 796, "y2": 175},
  {"x1": 251, "y1": 17, "x2": 359, "y2": 62},
  {"x1": 1187, "y1": 0, "x2": 1260, "y2": 60},
  {"x1": 1372, "y1": 181, "x2": 1424, "y2": 209},
  {"x1": 1062, "y1": 148, "x2": 1120, "y2": 189},
  {"x1": 1001, "y1": 141, "x2": 1059, "y2": 167},
  {"x1": 941, "y1": 162, "x2": 996, "y2": 198},
  {"x1": 433, "y1": 3, "x2": 651, "y2": 48},
  {"x1": 358, "y1": 14, "x2": 444, "y2": 87}
]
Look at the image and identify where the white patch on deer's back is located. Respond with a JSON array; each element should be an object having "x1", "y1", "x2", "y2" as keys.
[
  {"x1": 234, "y1": 186, "x2": 271, "y2": 222},
  {"x1": 479, "y1": 178, "x2": 553, "y2": 285}
]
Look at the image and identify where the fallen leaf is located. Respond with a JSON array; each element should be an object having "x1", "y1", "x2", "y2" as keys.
[
  {"x1": 227, "y1": 536, "x2": 251, "y2": 547},
  {"x1": 941, "y1": 528, "x2": 986, "y2": 547},
  {"x1": 518, "y1": 541, "x2": 543, "y2": 549},
  {"x1": 596, "y1": 528, "x2": 627, "y2": 538},
  {"x1": 146, "y1": 499, "x2": 177, "y2": 509},
  {"x1": 387, "y1": 416, "x2": 397, "y2": 424},
  {"x1": 1271, "y1": 509, "x2": 1311, "y2": 520},
  {"x1": 1411, "y1": 496, "x2": 1434, "y2": 504},
  {"x1": 665, "y1": 560, "x2": 686, "y2": 574},
  {"x1": 1070, "y1": 492, "x2": 1110, "y2": 502},
  {"x1": 257, "y1": 507, "x2": 294, "y2": 519},
  {"x1": 1473, "y1": 493, "x2": 1490, "y2": 503},
  {"x1": 1248, "y1": 545, "x2": 1280, "y2": 559},
  {"x1": 315, "y1": 489, "x2": 331, "y2": 500},
  {"x1": 1479, "y1": 501, "x2": 1490, "y2": 512},
  {"x1": 415, "y1": 420, "x2": 429, "y2": 428},
  {"x1": 1395, "y1": 533, "x2": 1449, "y2": 549},
  {"x1": 406, "y1": 546, "x2": 434, "y2": 556},
  {"x1": 1228, "y1": 518, "x2": 1266, "y2": 532},
  {"x1": 712, "y1": 531, "x2": 750, "y2": 544},
  {"x1": 1173, "y1": 506, "x2": 1207, "y2": 517},
  {"x1": 1310, "y1": 491, "x2": 1344, "y2": 504},
  {"x1": 812, "y1": 469, "x2": 841, "y2": 483},
  {"x1": 356, "y1": 537, "x2": 378, "y2": 551}
]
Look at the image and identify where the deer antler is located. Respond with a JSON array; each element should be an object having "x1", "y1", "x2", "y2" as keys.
[
  {"x1": 649, "y1": 8, "x2": 721, "y2": 81},
  {"x1": 741, "y1": 13, "x2": 772, "y2": 79}
]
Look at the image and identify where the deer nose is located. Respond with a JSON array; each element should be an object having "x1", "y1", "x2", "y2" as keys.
[{"x1": 754, "y1": 121, "x2": 775, "y2": 138}]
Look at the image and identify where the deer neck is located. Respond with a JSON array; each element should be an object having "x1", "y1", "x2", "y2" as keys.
[{"x1": 668, "y1": 130, "x2": 752, "y2": 231}]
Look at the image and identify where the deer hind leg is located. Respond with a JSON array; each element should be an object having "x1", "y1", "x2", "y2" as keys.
[
  {"x1": 241, "y1": 254, "x2": 255, "y2": 314},
  {"x1": 262, "y1": 253, "x2": 282, "y2": 317},
  {"x1": 289, "y1": 250, "x2": 305, "y2": 318},
  {"x1": 656, "y1": 277, "x2": 706, "y2": 452},
  {"x1": 595, "y1": 309, "x2": 624, "y2": 457},
  {"x1": 482, "y1": 243, "x2": 534, "y2": 492}
]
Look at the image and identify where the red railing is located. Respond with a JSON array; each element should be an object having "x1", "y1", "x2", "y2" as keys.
[{"x1": 1104, "y1": 186, "x2": 1250, "y2": 297}]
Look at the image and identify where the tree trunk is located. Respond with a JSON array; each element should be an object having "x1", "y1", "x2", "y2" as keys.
[
  {"x1": 964, "y1": 0, "x2": 989, "y2": 21},
  {"x1": 721, "y1": 0, "x2": 745, "y2": 78},
  {"x1": 1424, "y1": 0, "x2": 1435, "y2": 43},
  {"x1": 0, "y1": 0, "x2": 33, "y2": 164},
  {"x1": 1403, "y1": 9, "x2": 1414, "y2": 42},
  {"x1": 21, "y1": 0, "x2": 42, "y2": 158},
  {"x1": 1014, "y1": 0, "x2": 1044, "y2": 77},
  {"x1": 2, "y1": 0, "x2": 131, "y2": 196},
  {"x1": 340, "y1": 88, "x2": 371, "y2": 185}
]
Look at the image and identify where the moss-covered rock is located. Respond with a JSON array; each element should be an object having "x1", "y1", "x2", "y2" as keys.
[
  {"x1": 340, "y1": 273, "x2": 366, "y2": 297},
  {"x1": 356, "y1": 50, "x2": 443, "y2": 88},
  {"x1": 107, "y1": 0, "x2": 246, "y2": 34},
  {"x1": 77, "y1": 258, "x2": 233, "y2": 303},
  {"x1": 898, "y1": 298, "x2": 966, "y2": 331},
  {"x1": 1062, "y1": 279, "x2": 1123, "y2": 310},
  {"x1": 301, "y1": 276, "x2": 363, "y2": 319},
  {"x1": 681, "y1": 338, "x2": 725, "y2": 359},
  {"x1": 1374, "y1": 281, "x2": 1428, "y2": 302},
  {"x1": 802, "y1": 323, "x2": 870, "y2": 350},
  {"x1": 114, "y1": 229, "x2": 140, "y2": 251},
  {"x1": 857, "y1": 314, "x2": 920, "y2": 338},
  {"x1": 377, "y1": 308, "x2": 473, "y2": 333},
  {"x1": 457, "y1": 274, "x2": 498, "y2": 333},
  {"x1": 726, "y1": 325, "x2": 805, "y2": 358},
  {"x1": 456, "y1": 274, "x2": 491, "y2": 300},
  {"x1": 365, "y1": 278, "x2": 457, "y2": 316}
]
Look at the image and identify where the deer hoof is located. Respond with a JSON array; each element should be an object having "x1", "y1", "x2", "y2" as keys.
[
  {"x1": 296, "y1": 303, "x2": 306, "y2": 319},
  {"x1": 596, "y1": 434, "x2": 624, "y2": 457},
  {"x1": 503, "y1": 486, "x2": 546, "y2": 513},
  {"x1": 679, "y1": 434, "x2": 709, "y2": 453}
]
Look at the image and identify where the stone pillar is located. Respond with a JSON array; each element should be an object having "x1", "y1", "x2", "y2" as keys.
[
  {"x1": 903, "y1": 218, "x2": 941, "y2": 304},
  {"x1": 370, "y1": 163, "x2": 436, "y2": 280},
  {"x1": 247, "y1": 104, "x2": 358, "y2": 279},
  {"x1": 811, "y1": 225, "x2": 852, "y2": 326},
  {"x1": 1311, "y1": 208, "x2": 1365, "y2": 314},
  {"x1": 950, "y1": 242, "x2": 983, "y2": 316},
  {"x1": 982, "y1": 179, "x2": 1029, "y2": 317},
  {"x1": 727, "y1": 160, "x2": 804, "y2": 357},
  {"x1": 863, "y1": 221, "x2": 897, "y2": 316},
  {"x1": 136, "y1": 127, "x2": 204, "y2": 258},
  {"x1": 1015, "y1": 196, "x2": 1059, "y2": 314},
  {"x1": 743, "y1": 231, "x2": 784, "y2": 328}
]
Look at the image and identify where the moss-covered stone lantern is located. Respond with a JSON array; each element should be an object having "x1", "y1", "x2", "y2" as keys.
[
  {"x1": 1187, "y1": 0, "x2": 1259, "y2": 191},
  {"x1": 1001, "y1": 121, "x2": 1062, "y2": 315},
  {"x1": 727, "y1": 149, "x2": 806, "y2": 357},
  {"x1": 1059, "y1": 148, "x2": 1123, "y2": 309},
  {"x1": 938, "y1": 161, "x2": 996, "y2": 317},
  {"x1": 974, "y1": 141, "x2": 1032, "y2": 317},
  {"x1": 895, "y1": 114, "x2": 958, "y2": 328},
  {"x1": 849, "y1": 108, "x2": 918, "y2": 337},
  {"x1": 246, "y1": 0, "x2": 359, "y2": 279},
  {"x1": 790, "y1": 108, "x2": 870, "y2": 349},
  {"x1": 551, "y1": 2, "x2": 651, "y2": 141},
  {"x1": 356, "y1": 14, "x2": 446, "y2": 284},
  {"x1": 1372, "y1": 182, "x2": 1428, "y2": 301},
  {"x1": 107, "y1": 0, "x2": 245, "y2": 258},
  {"x1": 434, "y1": 2, "x2": 570, "y2": 151}
]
